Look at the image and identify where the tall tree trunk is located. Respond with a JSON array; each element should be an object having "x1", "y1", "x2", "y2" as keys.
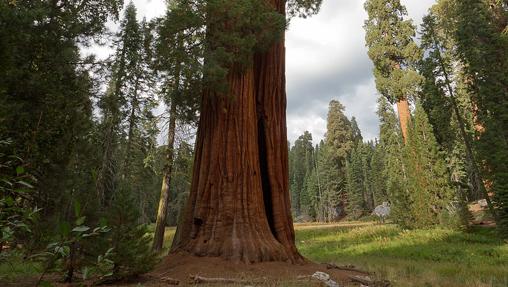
[
  {"x1": 396, "y1": 98, "x2": 410, "y2": 144},
  {"x1": 171, "y1": 0, "x2": 302, "y2": 263},
  {"x1": 123, "y1": 79, "x2": 139, "y2": 180},
  {"x1": 96, "y1": 118, "x2": 117, "y2": 207},
  {"x1": 152, "y1": 102, "x2": 178, "y2": 252},
  {"x1": 430, "y1": 36, "x2": 497, "y2": 217},
  {"x1": 253, "y1": 0, "x2": 300, "y2": 258}
]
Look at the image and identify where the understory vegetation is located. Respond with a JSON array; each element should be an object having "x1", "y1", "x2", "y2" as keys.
[
  {"x1": 3, "y1": 222, "x2": 505, "y2": 286},
  {"x1": 296, "y1": 223, "x2": 508, "y2": 287},
  {"x1": 1, "y1": 0, "x2": 507, "y2": 285}
]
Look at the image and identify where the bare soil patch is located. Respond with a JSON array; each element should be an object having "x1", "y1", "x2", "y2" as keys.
[{"x1": 142, "y1": 252, "x2": 367, "y2": 286}]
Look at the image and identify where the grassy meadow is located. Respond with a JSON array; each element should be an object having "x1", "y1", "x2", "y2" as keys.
[
  {"x1": 1, "y1": 222, "x2": 507, "y2": 286},
  {"x1": 294, "y1": 222, "x2": 507, "y2": 287}
]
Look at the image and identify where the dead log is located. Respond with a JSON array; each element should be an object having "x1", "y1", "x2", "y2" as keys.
[
  {"x1": 326, "y1": 263, "x2": 370, "y2": 275},
  {"x1": 160, "y1": 276, "x2": 180, "y2": 285},
  {"x1": 348, "y1": 275, "x2": 390, "y2": 287},
  {"x1": 190, "y1": 275, "x2": 263, "y2": 285}
]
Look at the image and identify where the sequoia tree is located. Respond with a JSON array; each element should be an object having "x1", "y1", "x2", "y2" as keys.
[
  {"x1": 170, "y1": 0, "x2": 322, "y2": 263},
  {"x1": 364, "y1": 0, "x2": 423, "y2": 143}
]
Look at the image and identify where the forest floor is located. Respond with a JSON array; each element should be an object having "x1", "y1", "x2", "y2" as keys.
[
  {"x1": 1, "y1": 221, "x2": 507, "y2": 286},
  {"x1": 151, "y1": 221, "x2": 507, "y2": 286}
]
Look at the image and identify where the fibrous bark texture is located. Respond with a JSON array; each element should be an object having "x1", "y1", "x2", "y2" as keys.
[
  {"x1": 153, "y1": 102, "x2": 177, "y2": 252},
  {"x1": 396, "y1": 98, "x2": 410, "y2": 143},
  {"x1": 170, "y1": 0, "x2": 303, "y2": 263}
]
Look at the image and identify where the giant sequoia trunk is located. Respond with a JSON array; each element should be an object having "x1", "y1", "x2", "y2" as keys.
[
  {"x1": 396, "y1": 98, "x2": 410, "y2": 143},
  {"x1": 170, "y1": 0, "x2": 303, "y2": 263}
]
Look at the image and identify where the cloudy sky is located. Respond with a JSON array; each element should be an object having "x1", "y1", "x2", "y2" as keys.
[{"x1": 119, "y1": 0, "x2": 436, "y2": 144}]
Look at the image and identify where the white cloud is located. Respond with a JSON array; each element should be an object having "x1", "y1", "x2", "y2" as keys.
[
  {"x1": 88, "y1": 0, "x2": 437, "y2": 145},
  {"x1": 285, "y1": 0, "x2": 436, "y2": 144}
]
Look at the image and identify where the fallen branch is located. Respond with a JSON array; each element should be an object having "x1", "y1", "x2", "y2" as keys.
[
  {"x1": 349, "y1": 275, "x2": 390, "y2": 287},
  {"x1": 160, "y1": 276, "x2": 180, "y2": 285},
  {"x1": 296, "y1": 275, "x2": 312, "y2": 280},
  {"x1": 326, "y1": 263, "x2": 370, "y2": 275},
  {"x1": 190, "y1": 275, "x2": 263, "y2": 284}
]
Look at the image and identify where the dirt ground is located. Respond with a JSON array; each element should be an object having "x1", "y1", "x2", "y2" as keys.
[{"x1": 129, "y1": 252, "x2": 373, "y2": 286}]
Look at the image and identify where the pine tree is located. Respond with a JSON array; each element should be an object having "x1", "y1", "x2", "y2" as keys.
[
  {"x1": 104, "y1": 189, "x2": 156, "y2": 280},
  {"x1": 404, "y1": 103, "x2": 462, "y2": 229},
  {"x1": 0, "y1": 0, "x2": 123, "y2": 219},
  {"x1": 453, "y1": 0, "x2": 508, "y2": 236},
  {"x1": 326, "y1": 100, "x2": 353, "y2": 165},
  {"x1": 370, "y1": 141, "x2": 388, "y2": 206},
  {"x1": 364, "y1": 0, "x2": 424, "y2": 142},
  {"x1": 96, "y1": 2, "x2": 157, "y2": 208},
  {"x1": 289, "y1": 131, "x2": 314, "y2": 217},
  {"x1": 323, "y1": 100, "x2": 353, "y2": 219},
  {"x1": 350, "y1": 117, "x2": 363, "y2": 147},
  {"x1": 315, "y1": 142, "x2": 345, "y2": 222},
  {"x1": 419, "y1": 8, "x2": 492, "y2": 213},
  {"x1": 151, "y1": 0, "x2": 203, "y2": 252},
  {"x1": 377, "y1": 97, "x2": 411, "y2": 226},
  {"x1": 346, "y1": 147, "x2": 367, "y2": 219}
]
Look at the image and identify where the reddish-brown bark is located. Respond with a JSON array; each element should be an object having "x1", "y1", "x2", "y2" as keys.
[
  {"x1": 170, "y1": 0, "x2": 303, "y2": 263},
  {"x1": 396, "y1": 98, "x2": 410, "y2": 143}
]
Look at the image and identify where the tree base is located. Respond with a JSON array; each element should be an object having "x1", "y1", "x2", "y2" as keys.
[{"x1": 146, "y1": 252, "x2": 362, "y2": 286}]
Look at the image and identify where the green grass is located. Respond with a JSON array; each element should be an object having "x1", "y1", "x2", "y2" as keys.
[
  {"x1": 295, "y1": 222, "x2": 508, "y2": 287},
  {"x1": 0, "y1": 252, "x2": 41, "y2": 281},
  {"x1": 2, "y1": 223, "x2": 507, "y2": 286}
]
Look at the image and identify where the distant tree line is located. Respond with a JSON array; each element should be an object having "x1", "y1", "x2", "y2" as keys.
[{"x1": 289, "y1": 0, "x2": 507, "y2": 236}]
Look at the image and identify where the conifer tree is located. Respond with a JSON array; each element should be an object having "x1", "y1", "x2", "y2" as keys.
[
  {"x1": 370, "y1": 142, "x2": 388, "y2": 206},
  {"x1": 171, "y1": 0, "x2": 323, "y2": 262},
  {"x1": 377, "y1": 97, "x2": 410, "y2": 226},
  {"x1": 289, "y1": 131, "x2": 314, "y2": 216},
  {"x1": 326, "y1": 100, "x2": 353, "y2": 165},
  {"x1": 346, "y1": 147, "x2": 367, "y2": 219},
  {"x1": 315, "y1": 143, "x2": 345, "y2": 222},
  {"x1": 0, "y1": 0, "x2": 123, "y2": 218},
  {"x1": 350, "y1": 117, "x2": 363, "y2": 147},
  {"x1": 103, "y1": 189, "x2": 156, "y2": 280},
  {"x1": 419, "y1": 9, "x2": 493, "y2": 213},
  {"x1": 364, "y1": 0, "x2": 424, "y2": 142},
  {"x1": 97, "y1": 2, "x2": 157, "y2": 207},
  {"x1": 453, "y1": 0, "x2": 508, "y2": 236},
  {"x1": 151, "y1": 0, "x2": 203, "y2": 252},
  {"x1": 404, "y1": 103, "x2": 460, "y2": 228},
  {"x1": 324, "y1": 100, "x2": 353, "y2": 218}
]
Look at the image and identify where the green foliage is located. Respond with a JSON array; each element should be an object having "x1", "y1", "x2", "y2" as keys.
[
  {"x1": 0, "y1": 0, "x2": 123, "y2": 226},
  {"x1": 452, "y1": 0, "x2": 508, "y2": 237},
  {"x1": 377, "y1": 97, "x2": 411, "y2": 226},
  {"x1": 364, "y1": 0, "x2": 424, "y2": 104},
  {"x1": 35, "y1": 204, "x2": 111, "y2": 283},
  {"x1": 167, "y1": 142, "x2": 194, "y2": 226},
  {"x1": 102, "y1": 189, "x2": 156, "y2": 280},
  {"x1": 154, "y1": 0, "x2": 202, "y2": 123},
  {"x1": 287, "y1": 0, "x2": 323, "y2": 19},
  {"x1": 96, "y1": 2, "x2": 159, "y2": 209},
  {"x1": 346, "y1": 148, "x2": 367, "y2": 219},
  {"x1": 326, "y1": 100, "x2": 353, "y2": 165},
  {"x1": 296, "y1": 223, "x2": 508, "y2": 287},
  {"x1": 0, "y1": 140, "x2": 38, "y2": 256},
  {"x1": 191, "y1": 0, "x2": 287, "y2": 92},
  {"x1": 419, "y1": 7, "x2": 482, "y2": 205},
  {"x1": 345, "y1": 142, "x2": 380, "y2": 219},
  {"x1": 289, "y1": 131, "x2": 315, "y2": 216},
  {"x1": 370, "y1": 143, "x2": 388, "y2": 205},
  {"x1": 404, "y1": 104, "x2": 462, "y2": 229}
]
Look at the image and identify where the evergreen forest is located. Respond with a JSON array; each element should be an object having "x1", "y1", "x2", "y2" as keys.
[{"x1": 1, "y1": 0, "x2": 507, "y2": 286}]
